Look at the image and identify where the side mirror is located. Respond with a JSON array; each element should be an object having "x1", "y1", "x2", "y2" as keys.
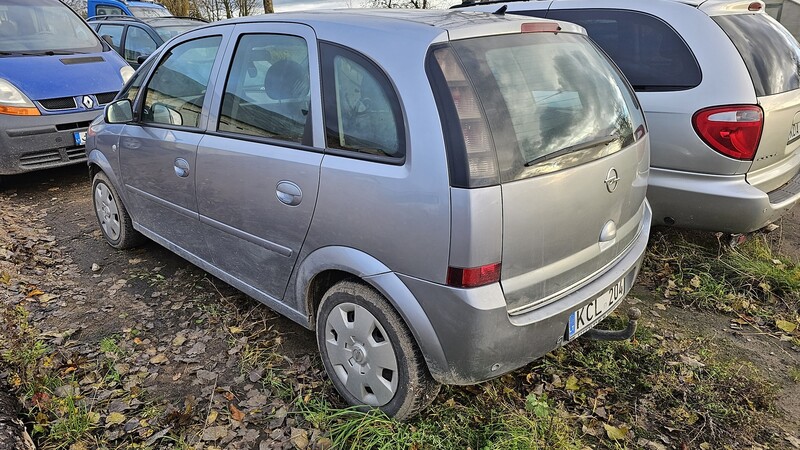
[
  {"x1": 152, "y1": 103, "x2": 183, "y2": 126},
  {"x1": 101, "y1": 34, "x2": 117, "y2": 50},
  {"x1": 105, "y1": 99, "x2": 133, "y2": 124},
  {"x1": 137, "y1": 54, "x2": 150, "y2": 65}
]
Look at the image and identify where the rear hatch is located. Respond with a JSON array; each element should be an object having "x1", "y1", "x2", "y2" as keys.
[
  {"x1": 711, "y1": 9, "x2": 800, "y2": 192},
  {"x1": 430, "y1": 27, "x2": 649, "y2": 314}
]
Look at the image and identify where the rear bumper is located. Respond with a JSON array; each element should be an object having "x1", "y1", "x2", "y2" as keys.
[
  {"x1": 0, "y1": 110, "x2": 101, "y2": 175},
  {"x1": 648, "y1": 167, "x2": 800, "y2": 233},
  {"x1": 399, "y1": 202, "x2": 651, "y2": 385}
]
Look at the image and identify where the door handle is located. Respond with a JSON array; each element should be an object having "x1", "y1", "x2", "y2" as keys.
[
  {"x1": 276, "y1": 181, "x2": 302, "y2": 206},
  {"x1": 174, "y1": 158, "x2": 190, "y2": 178}
]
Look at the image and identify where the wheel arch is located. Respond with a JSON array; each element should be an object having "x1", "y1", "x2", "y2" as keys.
[{"x1": 295, "y1": 246, "x2": 449, "y2": 380}]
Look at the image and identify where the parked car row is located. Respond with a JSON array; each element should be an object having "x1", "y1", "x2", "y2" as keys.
[{"x1": 2, "y1": 0, "x2": 800, "y2": 420}]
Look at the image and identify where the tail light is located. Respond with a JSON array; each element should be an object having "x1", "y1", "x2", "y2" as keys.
[
  {"x1": 692, "y1": 105, "x2": 763, "y2": 160},
  {"x1": 433, "y1": 47, "x2": 499, "y2": 187},
  {"x1": 447, "y1": 262, "x2": 501, "y2": 288}
]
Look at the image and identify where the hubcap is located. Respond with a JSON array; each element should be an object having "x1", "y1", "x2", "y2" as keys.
[
  {"x1": 324, "y1": 302, "x2": 398, "y2": 406},
  {"x1": 94, "y1": 182, "x2": 121, "y2": 241}
]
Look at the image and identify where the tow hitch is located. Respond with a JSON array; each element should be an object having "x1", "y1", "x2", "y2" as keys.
[{"x1": 583, "y1": 308, "x2": 641, "y2": 341}]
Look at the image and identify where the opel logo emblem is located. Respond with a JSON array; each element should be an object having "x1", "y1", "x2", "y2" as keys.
[
  {"x1": 604, "y1": 168, "x2": 619, "y2": 193},
  {"x1": 82, "y1": 95, "x2": 94, "y2": 109}
]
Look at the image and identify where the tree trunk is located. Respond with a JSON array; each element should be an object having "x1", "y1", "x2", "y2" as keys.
[{"x1": 263, "y1": 0, "x2": 273, "y2": 13}]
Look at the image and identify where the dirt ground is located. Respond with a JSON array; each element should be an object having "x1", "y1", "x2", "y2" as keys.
[{"x1": 2, "y1": 164, "x2": 800, "y2": 449}]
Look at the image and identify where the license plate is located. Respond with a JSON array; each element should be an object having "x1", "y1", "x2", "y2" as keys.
[
  {"x1": 788, "y1": 115, "x2": 800, "y2": 145},
  {"x1": 568, "y1": 276, "x2": 626, "y2": 340},
  {"x1": 74, "y1": 131, "x2": 87, "y2": 146}
]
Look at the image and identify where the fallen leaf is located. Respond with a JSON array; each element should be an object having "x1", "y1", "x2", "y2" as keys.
[
  {"x1": 201, "y1": 425, "x2": 228, "y2": 441},
  {"x1": 689, "y1": 276, "x2": 701, "y2": 288},
  {"x1": 149, "y1": 354, "x2": 168, "y2": 365},
  {"x1": 106, "y1": 412, "x2": 126, "y2": 426},
  {"x1": 229, "y1": 404, "x2": 245, "y2": 422},
  {"x1": 604, "y1": 423, "x2": 629, "y2": 440},
  {"x1": 776, "y1": 320, "x2": 798, "y2": 334},
  {"x1": 27, "y1": 288, "x2": 44, "y2": 297},
  {"x1": 0, "y1": 271, "x2": 10, "y2": 285},
  {"x1": 565, "y1": 375, "x2": 579, "y2": 391},
  {"x1": 290, "y1": 428, "x2": 309, "y2": 449},
  {"x1": 228, "y1": 326, "x2": 244, "y2": 334},
  {"x1": 679, "y1": 355, "x2": 705, "y2": 368},
  {"x1": 172, "y1": 334, "x2": 187, "y2": 347},
  {"x1": 206, "y1": 410, "x2": 218, "y2": 425},
  {"x1": 654, "y1": 303, "x2": 667, "y2": 311}
]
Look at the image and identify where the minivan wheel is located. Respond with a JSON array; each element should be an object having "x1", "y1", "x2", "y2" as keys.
[
  {"x1": 316, "y1": 280, "x2": 440, "y2": 420},
  {"x1": 92, "y1": 172, "x2": 143, "y2": 249}
]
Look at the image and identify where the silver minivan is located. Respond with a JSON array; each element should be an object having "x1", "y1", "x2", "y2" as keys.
[
  {"x1": 462, "y1": 0, "x2": 800, "y2": 233},
  {"x1": 87, "y1": 10, "x2": 651, "y2": 419}
]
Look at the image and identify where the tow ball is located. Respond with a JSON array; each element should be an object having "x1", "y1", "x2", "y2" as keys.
[{"x1": 582, "y1": 308, "x2": 641, "y2": 341}]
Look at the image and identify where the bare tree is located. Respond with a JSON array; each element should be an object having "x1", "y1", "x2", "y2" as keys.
[
  {"x1": 235, "y1": 0, "x2": 259, "y2": 16},
  {"x1": 263, "y1": 0, "x2": 273, "y2": 14}
]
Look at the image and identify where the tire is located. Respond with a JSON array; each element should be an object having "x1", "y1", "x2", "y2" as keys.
[
  {"x1": 92, "y1": 172, "x2": 144, "y2": 249},
  {"x1": 316, "y1": 280, "x2": 440, "y2": 420}
]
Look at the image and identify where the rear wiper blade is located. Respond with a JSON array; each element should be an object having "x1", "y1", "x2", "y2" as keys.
[{"x1": 524, "y1": 134, "x2": 618, "y2": 167}]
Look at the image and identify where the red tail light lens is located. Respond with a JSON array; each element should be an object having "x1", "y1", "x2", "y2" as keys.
[
  {"x1": 447, "y1": 263, "x2": 501, "y2": 288},
  {"x1": 692, "y1": 105, "x2": 763, "y2": 160}
]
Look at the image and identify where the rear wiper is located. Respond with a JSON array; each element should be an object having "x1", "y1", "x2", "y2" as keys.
[{"x1": 524, "y1": 134, "x2": 618, "y2": 167}]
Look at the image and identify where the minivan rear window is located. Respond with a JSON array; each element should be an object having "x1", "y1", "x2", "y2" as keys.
[
  {"x1": 713, "y1": 13, "x2": 800, "y2": 96},
  {"x1": 448, "y1": 32, "x2": 645, "y2": 182}
]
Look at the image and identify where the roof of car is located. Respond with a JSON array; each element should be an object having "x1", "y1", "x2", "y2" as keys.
[{"x1": 209, "y1": 9, "x2": 584, "y2": 41}]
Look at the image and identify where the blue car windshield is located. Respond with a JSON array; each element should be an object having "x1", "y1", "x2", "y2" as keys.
[
  {"x1": 0, "y1": 0, "x2": 103, "y2": 54},
  {"x1": 130, "y1": 6, "x2": 171, "y2": 18}
]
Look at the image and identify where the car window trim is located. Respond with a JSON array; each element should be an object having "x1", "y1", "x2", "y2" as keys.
[{"x1": 206, "y1": 129, "x2": 324, "y2": 154}]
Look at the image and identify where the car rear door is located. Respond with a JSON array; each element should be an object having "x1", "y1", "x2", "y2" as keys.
[
  {"x1": 118, "y1": 29, "x2": 230, "y2": 259},
  {"x1": 195, "y1": 23, "x2": 323, "y2": 302}
]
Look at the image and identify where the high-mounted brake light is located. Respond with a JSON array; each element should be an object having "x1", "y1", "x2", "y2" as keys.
[
  {"x1": 447, "y1": 263, "x2": 501, "y2": 288},
  {"x1": 521, "y1": 22, "x2": 561, "y2": 33},
  {"x1": 748, "y1": 1, "x2": 762, "y2": 11},
  {"x1": 692, "y1": 105, "x2": 763, "y2": 161}
]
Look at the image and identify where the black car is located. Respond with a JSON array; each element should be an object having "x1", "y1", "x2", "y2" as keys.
[{"x1": 87, "y1": 15, "x2": 207, "y2": 67}]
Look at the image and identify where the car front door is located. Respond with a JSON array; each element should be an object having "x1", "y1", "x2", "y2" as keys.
[
  {"x1": 196, "y1": 23, "x2": 324, "y2": 304},
  {"x1": 118, "y1": 30, "x2": 230, "y2": 260}
]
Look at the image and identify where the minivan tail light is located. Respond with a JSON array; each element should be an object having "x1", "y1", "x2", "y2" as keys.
[
  {"x1": 433, "y1": 47, "x2": 499, "y2": 187},
  {"x1": 692, "y1": 105, "x2": 763, "y2": 160},
  {"x1": 447, "y1": 263, "x2": 501, "y2": 288}
]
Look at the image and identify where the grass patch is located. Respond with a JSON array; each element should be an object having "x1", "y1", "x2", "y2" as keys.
[{"x1": 644, "y1": 229, "x2": 800, "y2": 328}]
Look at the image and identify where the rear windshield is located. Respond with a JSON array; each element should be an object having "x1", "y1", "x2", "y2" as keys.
[
  {"x1": 0, "y1": 0, "x2": 103, "y2": 54},
  {"x1": 450, "y1": 32, "x2": 645, "y2": 181},
  {"x1": 713, "y1": 13, "x2": 800, "y2": 96},
  {"x1": 130, "y1": 6, "x2": 171, "y2": 18}
]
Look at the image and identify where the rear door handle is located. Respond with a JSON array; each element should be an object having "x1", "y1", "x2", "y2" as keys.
[
  {"x1": 174, "y1": 158, "x2": 190, "y2": 178},
  {"x1": 276, "y1": 181, "x2": 302, "y2": 206}
]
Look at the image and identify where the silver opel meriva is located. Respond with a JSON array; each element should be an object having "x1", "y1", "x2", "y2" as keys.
[{"x1": 86, "y1": 9, "x2": 651, "y2": 419}]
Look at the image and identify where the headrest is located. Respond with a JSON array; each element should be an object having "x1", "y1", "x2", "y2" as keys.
[{"x1": 264, "y1": 59, "x2": 309, "y2": 101}]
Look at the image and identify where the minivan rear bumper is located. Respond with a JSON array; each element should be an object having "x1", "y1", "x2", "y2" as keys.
[
  {"x1": 398, "y1": 202, "x2": 651, "y2": 385},
  {"x1": 0, "y1": 110, "x2": 100, "y2": 175},
  {"x1": 648, "y1": 167, "x2": 800, "y2": 233}
]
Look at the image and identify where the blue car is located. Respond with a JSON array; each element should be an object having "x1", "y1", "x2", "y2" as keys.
[{"x1": 0, "y1": 0, "x2": 132, "y2": 175}]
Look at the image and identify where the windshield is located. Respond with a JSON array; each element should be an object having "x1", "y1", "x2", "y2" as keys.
[
  {"x1": 449, "y1": 32, "x2": 645, "y2": 181},
  {"x1": 154, "y1": 25, "x2": 199, "y2": 41},
  {"x1": 0, "y1": 0, "x2": 103, "y2": 54},
  {"x1": 130, "y1": 6, "x2": 171, "y2": 18}
]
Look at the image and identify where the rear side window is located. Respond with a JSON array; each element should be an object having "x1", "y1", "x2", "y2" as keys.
[
  {"x1": 441, "y1": 32, "x2": 645, "y2": 183},
  {"x1": 713, "y1": 13, "x2": 800, "y2": 96},
  {"x1": 321, "y1": 42, "x2": 405, "y2": 160},
  {"x1": 545, "y1": 9, "x2": 702, "y2": 91}
]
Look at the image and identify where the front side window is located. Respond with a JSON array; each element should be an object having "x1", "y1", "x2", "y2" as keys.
[
  {"x1": 544, "y1": 9, "x2": 702, "y2": 91},
  {"x1": 0, "y1": 0, "x2": 103, "y2": 54},
  {"x1": 124, "y1": 26, "x2": 158, "y2": 64},
  {"x1": 141, "y1": 36, "x2": 222, "y2": 128},
  {"x1": 219, "y1": 34, "x2": 311, "y2": 144},
  {"x1": 120, "y1": 57, "x2": 156, "y2": 103},
  {"x1": 321, "y1": 43, "x2": 404, "y2": 159},
  {"x1": 96, "y1": 24, "x2": 124, "y2": 51}
]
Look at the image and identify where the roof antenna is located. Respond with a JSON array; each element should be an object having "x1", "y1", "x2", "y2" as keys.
[{"x1": 493, "y1": 5, "x2": 508, "y2": 14}]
